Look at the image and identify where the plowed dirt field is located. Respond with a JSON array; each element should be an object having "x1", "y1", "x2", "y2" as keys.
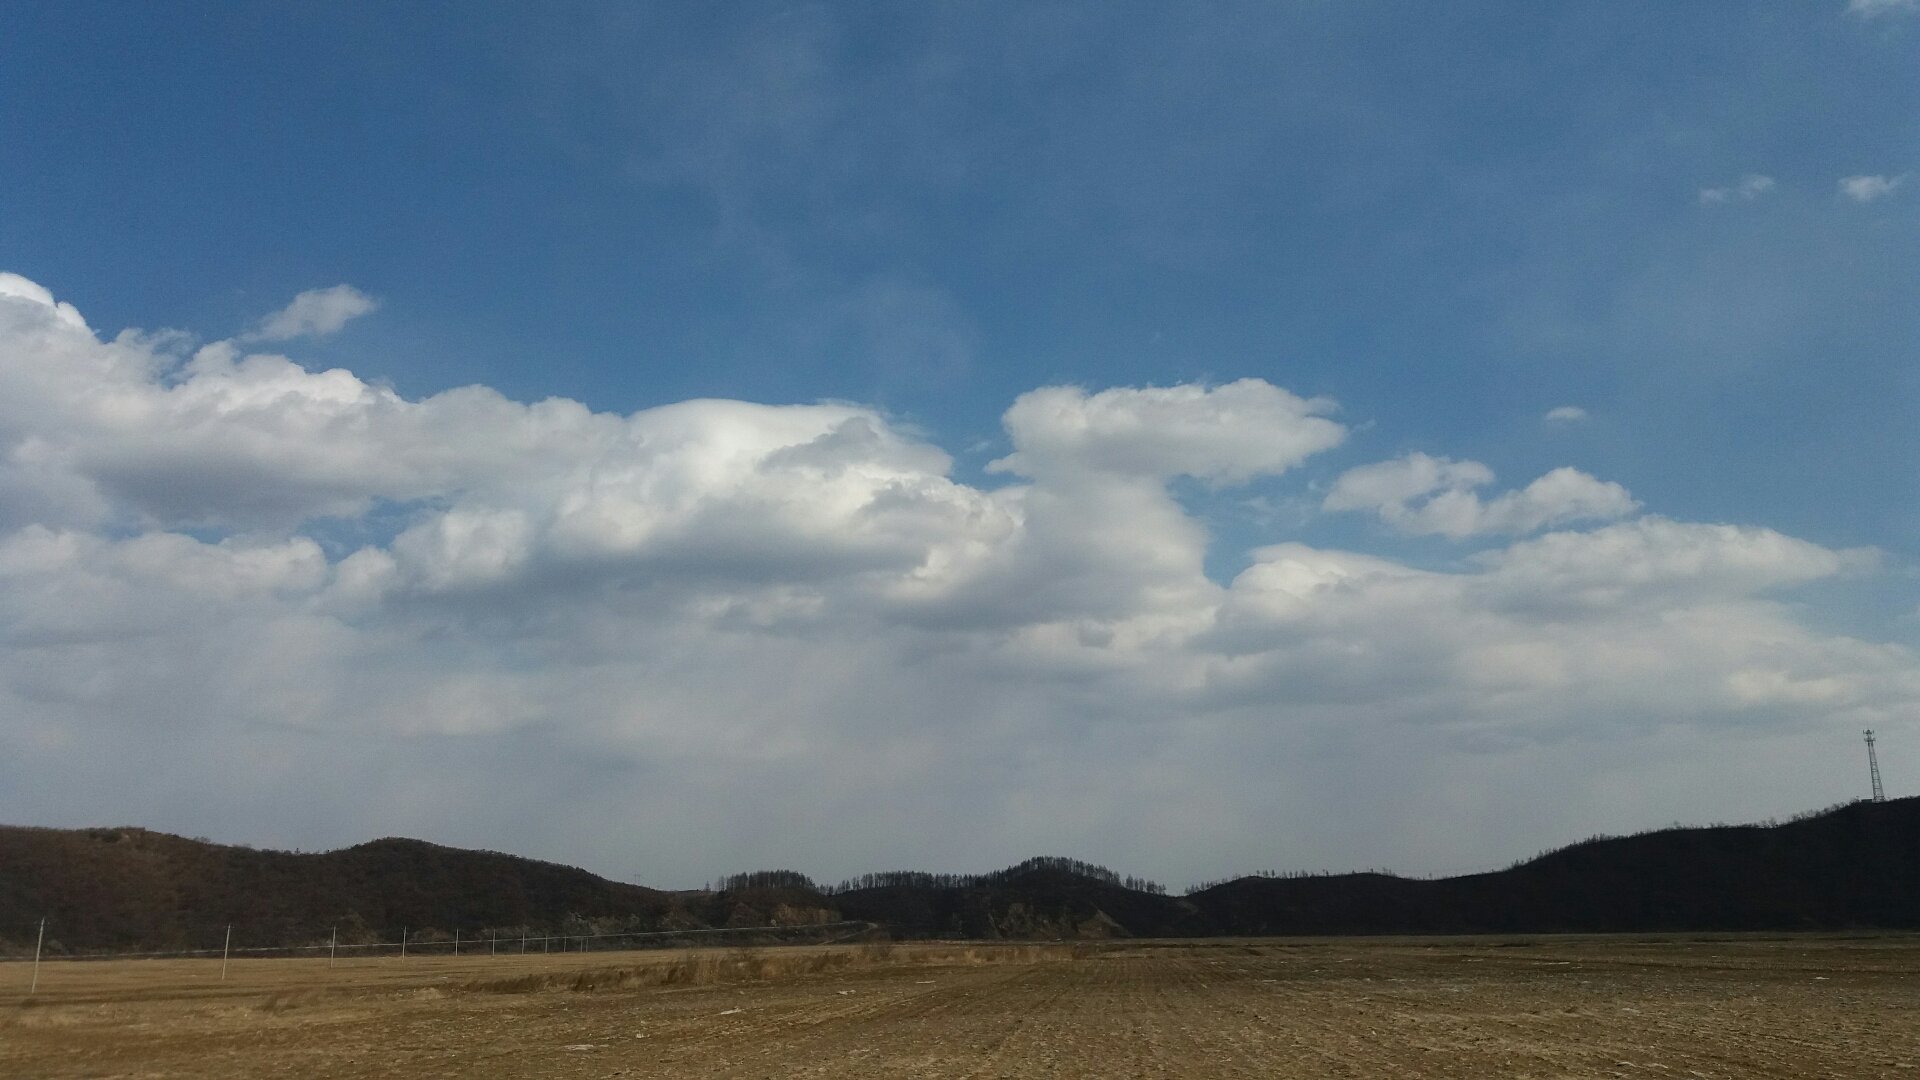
[{"x1": 5, "y1": 935, "x2": 1917, "y2": 1078}]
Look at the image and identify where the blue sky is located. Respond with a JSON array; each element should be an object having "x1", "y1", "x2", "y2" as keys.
[{"x1": 0, "y1": 3, "x2": 1915, "y2": 886}]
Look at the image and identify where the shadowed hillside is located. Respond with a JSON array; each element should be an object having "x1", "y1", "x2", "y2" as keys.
[
  {"x1": 4, "y1": 798, "x2": 1916, "y2": 952},
  {"x1": 1189, "y1": 797, "x2": 1920, "y2": 935},
  {"x1": 0, "y1": 827, "x2": 689, "y2": 953},
  {"x1": 830, "y1": 858, "x2": 1200, "y2": 940},
  {"x1": 820, "y1": 800, "x2": 1920, "y2": 939}
]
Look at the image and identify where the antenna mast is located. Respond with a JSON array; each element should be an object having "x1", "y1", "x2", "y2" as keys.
[{"x1": 1865, "y1": 729, "x2": 1885, "y2": 803}]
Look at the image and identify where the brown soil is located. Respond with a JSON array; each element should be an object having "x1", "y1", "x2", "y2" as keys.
[{"x1": 4, "y1": 935, "x2": 1917, "y2": 1078}]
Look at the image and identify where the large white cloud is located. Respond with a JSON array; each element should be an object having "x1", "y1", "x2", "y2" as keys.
[{"x1": 0, "y1": 274, "x2": 1913, "y2": 886}]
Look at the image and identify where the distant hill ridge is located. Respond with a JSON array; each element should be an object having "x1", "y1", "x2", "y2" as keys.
[{"x1": 3, "y1": 797, "x2": 1915, "y2": 953}]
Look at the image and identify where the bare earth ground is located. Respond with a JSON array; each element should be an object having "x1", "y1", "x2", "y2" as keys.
[{"x1": 4, "y1": 935, "x2": 1918, "y2": 1078}]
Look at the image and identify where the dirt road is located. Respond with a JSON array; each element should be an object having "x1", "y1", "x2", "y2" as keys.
[{"x1": 4, "y1": 936, "x2": 1916, "y2": 1077}]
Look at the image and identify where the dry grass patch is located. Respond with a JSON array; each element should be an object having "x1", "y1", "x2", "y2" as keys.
[{"x1": 461, "y1": 941, "x2": 1081, "y2": 996}]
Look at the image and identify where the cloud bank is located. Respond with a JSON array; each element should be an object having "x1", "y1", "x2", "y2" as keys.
[{"x1": 0, "y1": 276, "x2": 1912, "y2": 885}]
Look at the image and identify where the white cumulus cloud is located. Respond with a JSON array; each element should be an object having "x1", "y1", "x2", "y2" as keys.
[
  {"x1": 247, "y1": 284, "x2": 379, "y2": 341},
  {"x1": 1543, "y1": 405, "x2": 1588, "y2": 424},
  {"x1": 989, "y1": 380, "x2": 1345, "y2": 485},
  {"x1": 0, "y1": 272, "x2": 1913, "y2": 886},
  {"x1": 1324, "y1": 453, "x2": 1639, "y2": 538},
  {"x1": 0, "y1": 273, "x2": 88, "y2": 331}
]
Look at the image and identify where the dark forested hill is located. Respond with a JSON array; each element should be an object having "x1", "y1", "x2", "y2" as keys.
[
  {"x1": 832, "y1": 861, "x2": 1202, "y2": 940},
  {"x1": 1186, "y1": 797, "x2": 1920, "y2": 935},
  {"x1": 0, "y1": 826, "x2": 686, "y2": 953},
  {"x1": 4, "y1": 798, "x2": 1916, "y2": 953},
  {"x1": 825, "y1": 799, "x2": 1920, "y2": 938}
]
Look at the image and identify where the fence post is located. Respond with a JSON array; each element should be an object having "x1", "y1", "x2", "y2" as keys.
[
  {"x1": 453, "y1": 929, "x2": 460, "y2": 957},
  {"x1": 400, "y1": 928, "x2": 407, "y2": 961},
  {"x1": 29, "y1": 917, "x2": 45, "y2": 995},
  {"x1": 329, "y1": 926, "x2": 337, "y2": 969},
  {"x1": 221, "y1": 925, "x2": 232, "y2": 982}
]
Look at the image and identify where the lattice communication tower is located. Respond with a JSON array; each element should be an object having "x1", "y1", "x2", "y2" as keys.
[{"x1": 1865, "y1": 729, "x2": 1885, "y2": 803}]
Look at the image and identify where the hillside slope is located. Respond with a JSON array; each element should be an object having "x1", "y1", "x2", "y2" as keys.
[
  {"x1": 4, "y1": 798, "x2": 1915, "y2": 952},
  {"x1": 838, "y1": 799, "x2": 1920, "y2": 938},
  {"x1": 0, "y1": 827, "x2": 683, "y2": 953},
  {"x1": 1187, "y1": 797, "x2": 1920, "y2": 935},
  {"x1": 832, "y1": 863, "x2": 1202, "y2": 940}
]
